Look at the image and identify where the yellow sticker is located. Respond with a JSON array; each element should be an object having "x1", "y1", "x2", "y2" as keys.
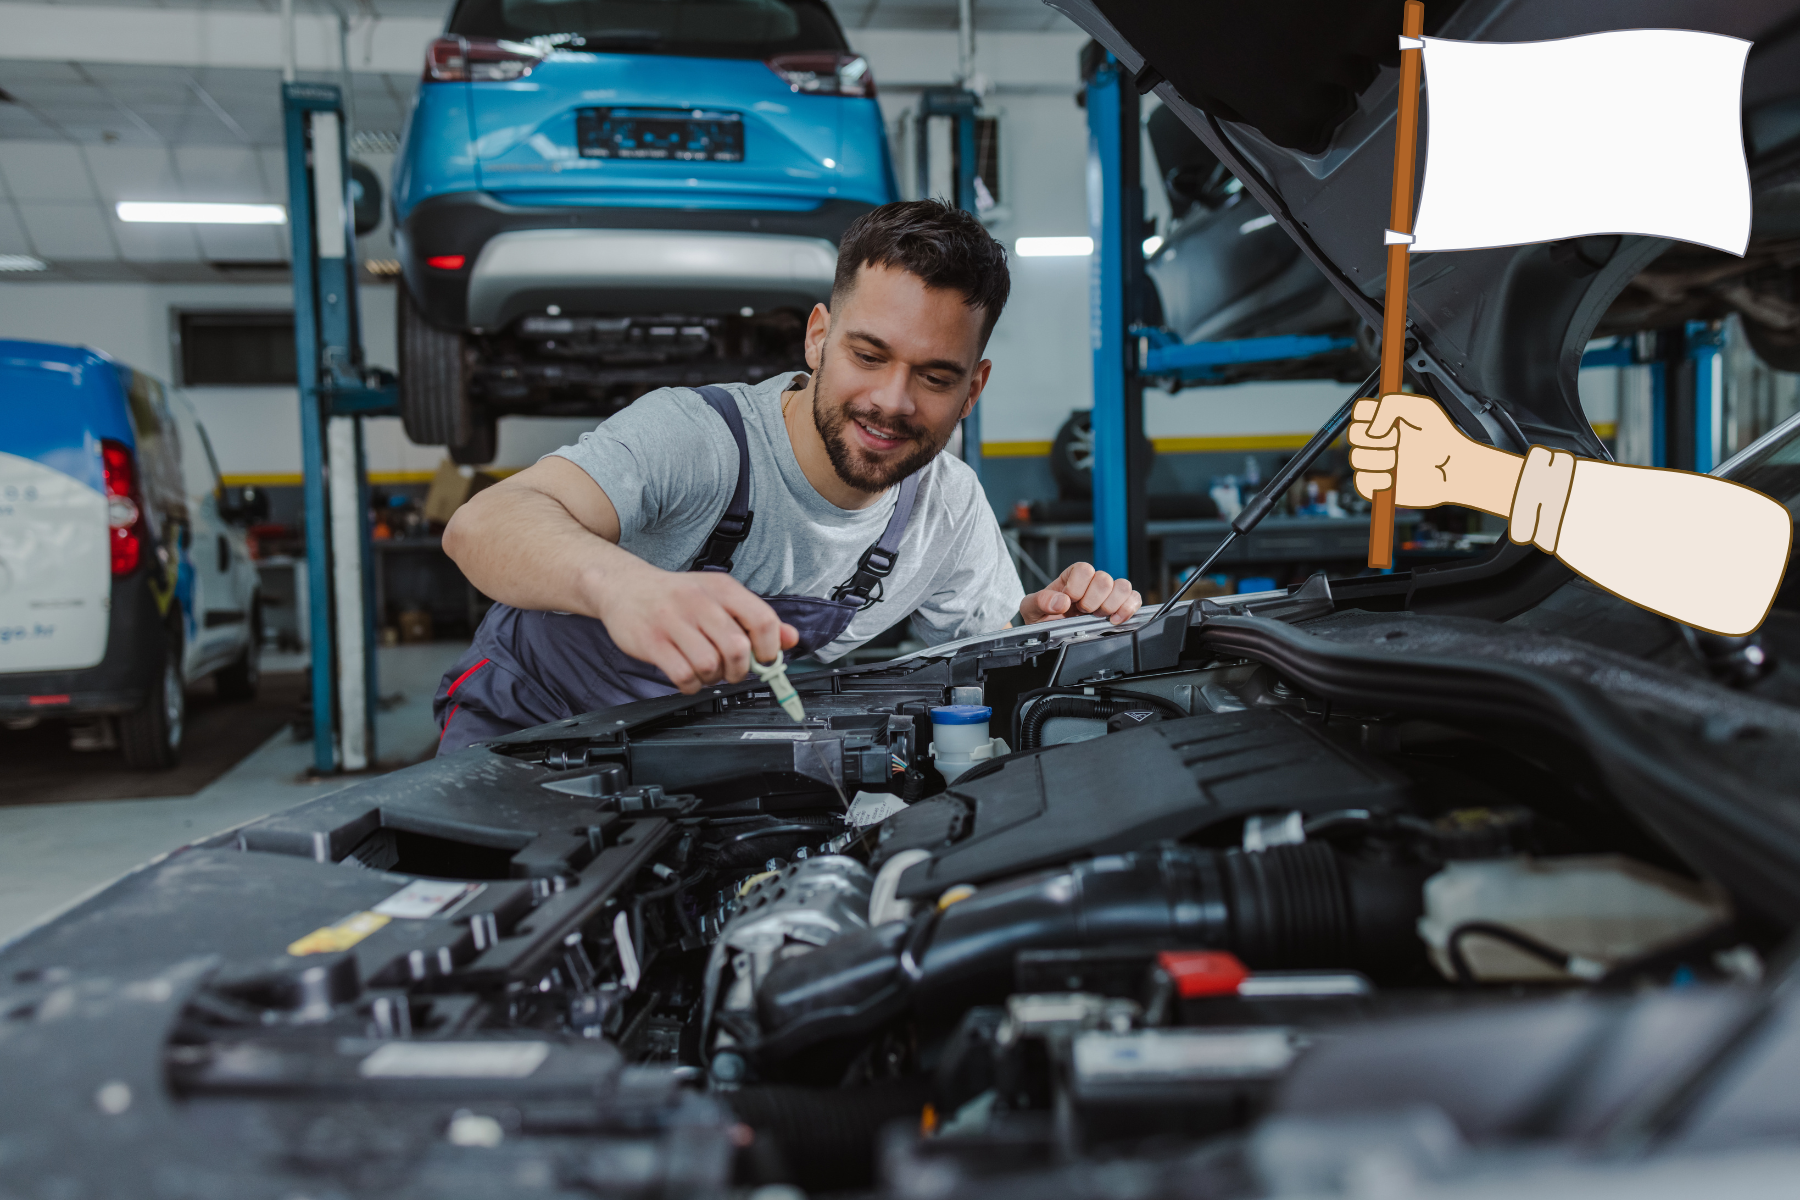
[{"x1": 287, "y1": 911, "x2": 390, "y2": 956}]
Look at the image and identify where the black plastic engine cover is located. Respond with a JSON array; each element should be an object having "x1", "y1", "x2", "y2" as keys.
[{"x1": 892, "y1": 710, "x2": 1406, "y2": 900}]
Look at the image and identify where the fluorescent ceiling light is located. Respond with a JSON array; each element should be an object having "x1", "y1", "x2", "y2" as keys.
[
  {"x1": 1142, "y1": 234, "x2": 1164, "y2": 257},
  {"x1": 1015, "y1": 236, "x2": 1092, "y2": 257},
  {"x1": 1238, "y1": 213, "x2": 1277, "y2": 235},
  {"x1": 0, "y1": 254, "x2": 47, "y2": 271},
  {"x1": 116, "y1": 202, "x2": 287, "y2": 225}
]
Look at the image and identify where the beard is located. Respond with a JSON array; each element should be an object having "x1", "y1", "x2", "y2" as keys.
[{"x1": 811, "y1": 360, "x2": 960, "y2": 492}]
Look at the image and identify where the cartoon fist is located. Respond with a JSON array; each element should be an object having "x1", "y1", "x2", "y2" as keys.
[{"x1": 1348, "y1": 392, "x2": 1485, "y2": 509}]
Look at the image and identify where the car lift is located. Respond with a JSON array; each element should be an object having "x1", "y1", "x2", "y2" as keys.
[
  {"x1": 1581, "y1": 324, "x2": 1726, "y2": 470},
  {"x1": 916, "y1": 85, "x2": 986, "y2": 483},
  {"x1": 282, "y1": 81, "x2": 399, "y2": 775},
  {"x1": 1085, "y1": 51, "x2": 1371, "y2": 586}
]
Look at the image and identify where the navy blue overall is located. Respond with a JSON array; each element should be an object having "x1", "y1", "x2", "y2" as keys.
[{"x1": 434, "y1": 384, "x2": 921, "y2": 754}]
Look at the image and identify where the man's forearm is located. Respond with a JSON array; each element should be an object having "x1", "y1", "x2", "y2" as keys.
[{"x1": 442, "y1": 485, "x2": 643, "y2": 619}]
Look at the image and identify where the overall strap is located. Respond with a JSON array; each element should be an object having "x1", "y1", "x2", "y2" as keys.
[
  {"x1": 831, "y1": 470, "x2": 922, "y2": 608},
  {"x1": 689, "y1": 384, "x2": 754, "y2": 572}
]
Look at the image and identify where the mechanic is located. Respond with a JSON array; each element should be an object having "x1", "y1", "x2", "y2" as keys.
[{"x1": 433, "y1": 200, "x2": 1142, "y2": 753}]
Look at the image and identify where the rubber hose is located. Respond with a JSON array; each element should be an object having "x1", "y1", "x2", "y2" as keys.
[{"x1": 1019, "y1": 691, "x2": 1179, "y2": 749}]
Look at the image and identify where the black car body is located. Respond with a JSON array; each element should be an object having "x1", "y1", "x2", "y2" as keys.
[{"x1": 7, "y1": 1, "x2": 1800, "y2": 1196}]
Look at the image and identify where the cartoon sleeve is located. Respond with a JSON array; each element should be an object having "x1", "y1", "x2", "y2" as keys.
[{"x1": 1508, "y1": 448, "x2": 1793, "y2": 636}]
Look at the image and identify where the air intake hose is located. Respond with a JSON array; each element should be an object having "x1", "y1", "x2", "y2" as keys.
[
  {"x1": 1017, "y1": 688, "x2": 1186, "y2": 749},
  {"x1": 750, "y1": 843, "x2": 1424, "y2": 1063}
]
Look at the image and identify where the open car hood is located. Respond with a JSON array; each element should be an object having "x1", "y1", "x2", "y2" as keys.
[{"x1": 1044, "y1": 0, "x2": 1800, "y2": 455}]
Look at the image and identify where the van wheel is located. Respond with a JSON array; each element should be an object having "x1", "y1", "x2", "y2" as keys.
[
  {"x1": 215, "y1": 601, "x2": 262, "y2": 701},
  {"x1": 398, "y1": 284, "x2": 495, "y2": 464},
  {"x1": 120, "y1": 646, "x2": 185, "y2": 769}
]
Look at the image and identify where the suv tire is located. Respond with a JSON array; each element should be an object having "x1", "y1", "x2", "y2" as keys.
[
  {"x1": 121, "y1": 642, "x2": 185, "y2": 769},
  {"x1": 215, "y1": 599, "x2": 262, "y2": 701},
  {"x1": 398, "y1": 284, "x2": 495, "y2": 464}
]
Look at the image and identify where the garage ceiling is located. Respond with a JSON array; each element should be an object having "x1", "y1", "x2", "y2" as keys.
[{"x1": 0, "y1": 0, "x2": 1075, "y2": 280}]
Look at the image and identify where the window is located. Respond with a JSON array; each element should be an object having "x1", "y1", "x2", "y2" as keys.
[
  {"x1": 450, "y1": 0, "x2": 846, "y2": 58},
  {"x1": 974, "y1": 116, "x2": 1001, "y2": 211},
  {"x1": 177, "y1": 311, "x2": 297, "y2": 387}
]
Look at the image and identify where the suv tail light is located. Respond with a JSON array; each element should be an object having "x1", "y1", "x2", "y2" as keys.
[
  {"x1": 100, "y1": 439, "x2": 145, "y2": 576},
  {"x1": 765, "y1": 54, "x2": 874, "y2": 98},
  {"x1": 425, "y1": 35, "x2": 544, "y2": 82}
]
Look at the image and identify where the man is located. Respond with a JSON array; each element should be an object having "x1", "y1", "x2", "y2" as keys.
[{"x1": 434, "y1": 200, "x2": 1141, "y2": 753}]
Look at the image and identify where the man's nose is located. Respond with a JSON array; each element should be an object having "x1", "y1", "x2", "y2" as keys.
[{"x1": 864, "y1": 365, "x2": 918, "y2": 416}]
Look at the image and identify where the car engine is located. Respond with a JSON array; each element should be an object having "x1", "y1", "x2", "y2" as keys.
[{"x1": 4, "y1": 590, "x2": 1785, "y2": 1199}]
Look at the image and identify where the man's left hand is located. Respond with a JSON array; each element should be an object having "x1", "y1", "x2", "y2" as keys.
[{"x1": 1020, "y1": 562, "x2": 1141, "y2": 625}]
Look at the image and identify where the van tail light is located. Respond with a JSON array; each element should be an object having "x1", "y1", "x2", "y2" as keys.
[
  {"x1": 765, "y1": 54, "x2": 874, "y2": 98},
  {"x1": 425, "y1": 35, "x2": 544, "y2": 83},
  {"x1": 101, "y1": 439, "x2": 145, "y2": 576}
]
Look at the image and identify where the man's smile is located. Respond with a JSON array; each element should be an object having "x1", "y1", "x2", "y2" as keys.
[{"x1": 849, "y1": 414, "x2": 913, "y2": 452}]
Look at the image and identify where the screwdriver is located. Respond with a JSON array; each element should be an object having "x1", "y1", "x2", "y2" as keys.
[{"x1": 750, "y1": 654, "x2": 806, "y2": 722}]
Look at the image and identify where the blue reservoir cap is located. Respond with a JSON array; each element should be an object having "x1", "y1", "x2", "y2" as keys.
[{"x1": 930, "y1": 704, "x2": 993, "y2": 725}]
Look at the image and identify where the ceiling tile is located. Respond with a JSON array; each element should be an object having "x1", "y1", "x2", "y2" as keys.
[
  {"x1": 0, "y1": 203, "x2": 34, "y2": 255},
  {"x1": 0, "y1": 142, "x2": 98, "y2": 201},
  {"x1": 113, "y1": 213, "x2": 200, "y2": 261},
  {"x1": 173, "y1": 145, "x2": 275, "y2": 200},
  {"x1": 85, "y1": 145, "x2": 183, "y2": 201},
  {"x1": 258, "y1": 146, "x2": 292, "y2": 199},
  {"x1": 17, "y1": 200, "x2": 115, "y2": 259}
]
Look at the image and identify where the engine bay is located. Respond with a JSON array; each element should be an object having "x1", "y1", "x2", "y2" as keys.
[{"x1": 4, "y1": 596, "x2": 1788, "y2": 1198}]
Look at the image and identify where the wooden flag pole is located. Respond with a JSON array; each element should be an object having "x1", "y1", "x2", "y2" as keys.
[{"x1": 1368, "y1": 0, "x2": 1426, "y2": 569}]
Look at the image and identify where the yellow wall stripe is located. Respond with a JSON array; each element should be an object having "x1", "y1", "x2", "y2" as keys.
[
  {"x1": 980, "y1": 441, "x2": 1055, "y2": 458},
  {"x1": 222, "y1": 467, "x2": 524, "y2": 488},
  {"x1": 225, "y1": 427, "x2": 1622, "y2": 489},
  {"x1": 984, "y1": 424, "x2": 1620, "y2": 460},
  {"x1": 1150, "y1": 434, "x2": 1317, "y2": 453}
]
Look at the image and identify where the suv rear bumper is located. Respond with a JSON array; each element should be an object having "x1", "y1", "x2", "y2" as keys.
[
  {"x1": 467, "y1": 228, "x2": 836, "y2": 329},
  {"x1": 398, "y1": 191, "x2": 875, "y2": 331},
  {"x1": 0, "y1": 575, "x2": 167, "y2": 717}
]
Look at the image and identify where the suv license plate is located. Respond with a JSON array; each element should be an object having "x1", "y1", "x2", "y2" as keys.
[{"x1": 576, "y1": 108, "x2": 744, "y2": 162}]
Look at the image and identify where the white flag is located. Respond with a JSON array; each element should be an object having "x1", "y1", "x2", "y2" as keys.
[{"x1": 1408, "y1": 30, "x2": 1751, "y2": 257}]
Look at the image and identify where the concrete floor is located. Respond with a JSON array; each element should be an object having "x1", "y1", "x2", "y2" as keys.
[{"x1": 0, "y1": 642, "x2": 466, "y2": 946}]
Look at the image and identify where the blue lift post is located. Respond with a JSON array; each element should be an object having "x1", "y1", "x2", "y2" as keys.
[
  {"x1": 282, "y1": 81, "x2": 398, "y2": 774},
  {"x1": 1084, "y1": 53, "x2": 1150, "y2": 584},
  {"x1": 917, "y1": 87, "x2": 985, "y2": 483},
  {"x1": 1580, "y1": 326, "x2": 1725, "y2": 470}
]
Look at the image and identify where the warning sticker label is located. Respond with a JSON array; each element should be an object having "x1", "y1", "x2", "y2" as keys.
[{"x1": 287, "y1": 911, "x2": 390, "y2": 956}]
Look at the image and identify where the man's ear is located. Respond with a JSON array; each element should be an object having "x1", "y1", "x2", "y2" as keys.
[
  {"x1": 960, "y1": 358, "x2": 993, "y2": 421},
  {"x1": 803, "y1": 303, "x2": 831, "y2": 372}
]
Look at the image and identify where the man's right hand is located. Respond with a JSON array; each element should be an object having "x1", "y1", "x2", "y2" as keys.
[{"x1": 593, "y1": 560, "x2": 798, "y2": 693}]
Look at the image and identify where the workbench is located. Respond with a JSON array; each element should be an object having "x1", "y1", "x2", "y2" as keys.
[
  {"x1": 372, "y1": 536, "x2": 491, "y2": 640},
  {"x1": 1007, "y1": 515, "x2": 1455, "y2": 600}
]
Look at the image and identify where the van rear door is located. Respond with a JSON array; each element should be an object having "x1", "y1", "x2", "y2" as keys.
[{"x1": 0, "y1": 347, "x2": 121, "y2": 674}]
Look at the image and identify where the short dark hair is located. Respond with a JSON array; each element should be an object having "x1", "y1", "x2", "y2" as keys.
[{"x1": 831, "y1": 199, "x2": 1012, "y2": 348}]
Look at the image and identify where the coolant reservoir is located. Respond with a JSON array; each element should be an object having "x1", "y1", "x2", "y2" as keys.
[
  {"x1": 929, "y1": 705, "x2": 1009, "y2": 783},
  {"x1": 1417, "y1": 855, "x2": 1730, "y2": 982}
]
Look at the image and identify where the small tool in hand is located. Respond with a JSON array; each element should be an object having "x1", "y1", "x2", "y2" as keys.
[{"x1": 750, "y1": 654, "x2": 806, "y2": 722}]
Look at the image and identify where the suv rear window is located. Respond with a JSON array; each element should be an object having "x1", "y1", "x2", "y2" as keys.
[{"x1": 448, "y1": 0, "x2": 848, "y2": 58}]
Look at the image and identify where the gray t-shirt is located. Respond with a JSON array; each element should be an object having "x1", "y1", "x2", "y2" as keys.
[{"x1": 549, "y1": 373, "x2": 1025, "y2": 663}]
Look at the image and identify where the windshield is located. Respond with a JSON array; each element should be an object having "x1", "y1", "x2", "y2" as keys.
[{"x1": 447, "y1": 0, "x2": 848, "y2": 58}]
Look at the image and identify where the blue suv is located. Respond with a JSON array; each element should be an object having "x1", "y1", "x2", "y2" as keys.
[{"x1": 393, "y1": 0, "x2": 899, "y2": 462}]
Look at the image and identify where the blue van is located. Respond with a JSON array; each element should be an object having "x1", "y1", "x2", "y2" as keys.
[
  {"x1": 391, "y1": 0, "x2": 899, "y2": 462},
  {"x1": 0, "y1": 342, "x2": 261, "y2": 768}
]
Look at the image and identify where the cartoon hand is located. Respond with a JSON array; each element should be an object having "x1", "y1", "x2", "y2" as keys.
[{"x1": 1349, "y1": 392, "x2": 1496, "y2": 511}]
